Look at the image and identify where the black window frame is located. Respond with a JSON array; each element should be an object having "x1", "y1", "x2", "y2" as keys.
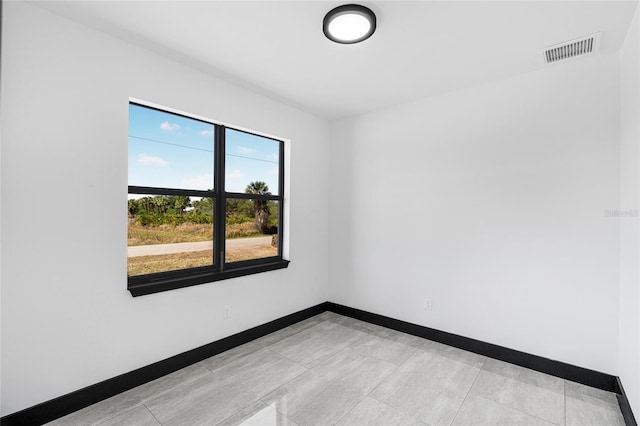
[{"x1": 127, "y1": 102, "x2": 289, "y2": 297}]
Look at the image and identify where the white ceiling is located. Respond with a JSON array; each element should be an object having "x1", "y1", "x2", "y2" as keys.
[{"x1": 33, "y1": 1, "x2": 638, "y2": 120}]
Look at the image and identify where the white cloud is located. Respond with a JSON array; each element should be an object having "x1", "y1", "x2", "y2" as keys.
[
  {"x1": 267, "y1": 152, "x2": 279, "y2": 161},
  {"x1": 137, "y1": 154, "x2": 168, "y2": 166},
  {"x1": 200, "y1": 129, "x2": 214, "y2": 136},
  {"x1": 160, "y1": 121, "x2": 180, "y2": 132},
  {"x1": 237, "y1": 146, "x2": 256, "y2": 155},
  {"x1": 269, "y1": 167, "x2": 279, "y2": 176},
  {"x1": 226, "y1": 169, "x2": 244, "y2": 179},
  {"x1": 181, "y1": 173, "x2": 214, "y2": 191}
]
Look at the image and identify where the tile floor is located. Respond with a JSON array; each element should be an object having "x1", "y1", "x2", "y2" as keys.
[{"x1": 48, "y1": 312, "x2": 626, "y2": 426}]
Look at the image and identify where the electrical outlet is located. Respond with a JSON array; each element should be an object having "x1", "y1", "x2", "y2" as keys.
[
  {"x1": 223, "y1": 305, "x2": 231, "y2": 319},
  {"x1": 425, "y1": 298, "x2": 432, "y2": 311}
]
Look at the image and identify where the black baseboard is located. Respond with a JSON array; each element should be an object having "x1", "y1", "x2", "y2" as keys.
[
  {"x1": 2, "y1": 301, "x2": 636, "y2": 426},
  {"x1": 326, "y1": 302, "x2": 616, "y2": 391},
  {"x1": 617, "y1": 377, "x2": 639, "y2": 426},
  {"x1": 326, "y1": 302, "x2": 636, "y2": 426},
  {"x1": 0, "y1": 302, "x2": 328, "y2": 426}
]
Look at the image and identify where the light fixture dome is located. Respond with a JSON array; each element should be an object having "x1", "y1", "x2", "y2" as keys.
[{"x1": 323, "y1": 4, "x2": 376, "y2": 44}]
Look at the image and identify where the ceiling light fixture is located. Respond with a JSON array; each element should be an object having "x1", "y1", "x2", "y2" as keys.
[{"x1": 323, "y1": 4, "x2": 376, "y2": 44}]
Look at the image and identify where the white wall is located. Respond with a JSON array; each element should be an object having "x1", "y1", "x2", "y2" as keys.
[
  {"x1": 0, "y1": 2, "x2": 329, "y2": 416},
  {"x1": 619, "y1": 4, "x2": 640, "y2": 416},
  {"x1": 329, "y1": 53, "x2": 621, "y2": 374}
]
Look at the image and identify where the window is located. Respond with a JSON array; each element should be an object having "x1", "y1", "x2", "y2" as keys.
[{"x1": 127, "y1": 102, "x2": 288, "y2": 296}]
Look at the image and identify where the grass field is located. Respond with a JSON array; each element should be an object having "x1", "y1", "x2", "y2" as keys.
[
  {"x1": 226, "y1": 245, "x2": 277, "y2": 262},
  {"x1": 128, "y1": 222, "x2": 261, "y2": 246},
  {"x1": 128, "y1": 221, "x2": 277, "y2": 275},
  {"x1": 128, "y1": 250, "x2": 213, "y2": 276},
  {"x1": 128, "y1": 223, "x2": 212, "y2": 246},
  {"x1": 128, "y1": 245, "x2": 278, "y2": 276}
]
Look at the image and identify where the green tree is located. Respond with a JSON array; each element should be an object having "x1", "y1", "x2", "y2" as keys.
[
  {"x1": 139, "y1": 197, "x2": 154, "y2": 214},
  {"x1": 171, "y1": 195, "x2": 191, "y2": 214},
  {"x1": 154, "y1": 196, "x2": 170, "y2": 214},
  {"x1": 226, "y1": 198, "x2": 253, "y2": 222},
  {"x1": 193, "y1": 197, "x2": 213, "y2": 217},
  {"x1": 245, "y1": 181, "x2": 271, "y2": 233},
  {"x1": 128, "y1": 199, "x2": 139, "y2": 217}
]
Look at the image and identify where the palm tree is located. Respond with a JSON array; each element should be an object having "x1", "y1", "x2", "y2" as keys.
[
  {"x1": 245, "y1": 181, "x2": 271, "y2": 233},
  {"x1": 139, "y1": 197, "x2": 154, "y2": 214},
  {"x1": 154, "y1": 196, "x2": 170, "y2": 214}
]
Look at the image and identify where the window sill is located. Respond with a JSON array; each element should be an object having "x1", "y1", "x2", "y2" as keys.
[{"x1": 128, "y1": 259, "x2": 290, "y2": 297}]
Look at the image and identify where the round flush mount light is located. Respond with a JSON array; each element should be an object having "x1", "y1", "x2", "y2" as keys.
[{"x1": 323, "y1": 4, "x2": 376, "y2": 44}]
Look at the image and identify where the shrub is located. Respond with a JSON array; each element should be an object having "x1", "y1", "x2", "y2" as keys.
[
  {"x1": 133, "y1": 211, "x2": 212, "y2": 227},
  {"x1": 226, "y1": 222, "x2": 259, "y2": 239},
  {"x1": 226, "y1": 214, "x2": 254, "y2": 225}
]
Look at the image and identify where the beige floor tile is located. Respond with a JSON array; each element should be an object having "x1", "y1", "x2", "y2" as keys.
[
  {"x1": 469, "y1": 358, "x2": 565, "y2": 425},
  {"x1": 268, "y1": 321, "x2": 366, "y2": 368},
  {"x1": 96, "y1": 405, "x2": 160, "y2": 426},
  {"x1": 262, "y1": 348, "x2": 396, "y2": 426},
  {"x1": 216, "y1": 400, "x2": 298, "y2": 426},
  {"x1": 371, "y1": 346, "x2": 483, "y2": 426},
  {"x1": 336, "y1": 396, "x2": 426, "y2": 426},
  {"x1": 565, "y1": 381, "x2": 625, "y2": 426},
  {"x1": 146, "y1": 349, "x2": 305, "y2": 425},
  {"x1": 452, "y1": 395, "x2": 558, "y2": 426}
]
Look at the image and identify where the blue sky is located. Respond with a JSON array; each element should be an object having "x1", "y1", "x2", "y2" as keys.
[{"x1": 128, "y1": 104, "x2": 280, "y2": 196}]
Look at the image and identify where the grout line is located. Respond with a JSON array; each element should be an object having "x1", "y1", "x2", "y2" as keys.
[
  {"x1": 339, "y1": 315, "x2": 430, "y2": 410},
  {"x1": 481, "y1": 392, "x2": 566, "y2": 426},
  {"x1": 464, "y1": 359, "x2": 567, "y2": 426},
  {"x1": 359, "y1": 352, "x2": 402, "y2": 409},
  {"x1": 259, "y1": 397, "x2": 276, "y2": 409},
  {"x1": 364, "y1": 395, "x2": 425, "y2": 426},
  {"x1": 266, "y1": 347, "x2": 309, "y2": 371},
  {"x1": 330, "y1": 399, "x2": 361, "y2": 425},
  {"x1": 364, "y1": 363, "x2": 400, "y2": 400},
  {"x1": 329, "y1": 359, "x2": 401, "y2": 426},
  {"x1": 448, "y1": 360, "x2": 483, "y2": 426},
  {"x1": 211, "y1": 398, "x2": 269, "y2": 426},
  {"x1": 144, "y1": 403, "x2": 163, "y2": 426},
  {"x1": 74, "y1": 399, "x2": 147, "y2": 426},
  {"x1": 565, "y1": 384, "x2": 625, "y2": 408},
  {"x1": 345, "y1": 332, "x2": 369, "y2": 349},
  {"x1": 470, "y1": 394, "x2": 565, "y2": 426},
  {"x1": 200, "y1": 316, "x2": 327, "y2": 375},
  {"x1": 141, "y1": 364, "x2": 214, "y2": 404}
]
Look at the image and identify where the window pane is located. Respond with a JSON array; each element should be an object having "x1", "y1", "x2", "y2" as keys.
[
  {"x1": 128, "y1": 194, "x2": 214, "y2": 276},
  {"x1": 225, "y1": 129, "x2": 280, "y2": 195},
  {"x1": 128, "y1": 104, "x2": 214, "y2": 191},
  {"x1": 226, "y1": 198, "x2": 279, "y2": 263}
]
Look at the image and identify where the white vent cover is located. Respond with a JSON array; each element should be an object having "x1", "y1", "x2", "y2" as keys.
[{"x1": 542, "y1": 33, "x2": 601, "y2": 64}]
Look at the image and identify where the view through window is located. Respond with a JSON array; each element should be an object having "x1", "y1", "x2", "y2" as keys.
[{"x1": 127, "y1": 103, "x2": 286, "y2": 293}]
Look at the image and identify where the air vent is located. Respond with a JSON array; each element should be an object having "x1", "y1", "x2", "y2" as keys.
[{"x1": 542, "y1": 33, "x2": 601, "y2": 64}]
